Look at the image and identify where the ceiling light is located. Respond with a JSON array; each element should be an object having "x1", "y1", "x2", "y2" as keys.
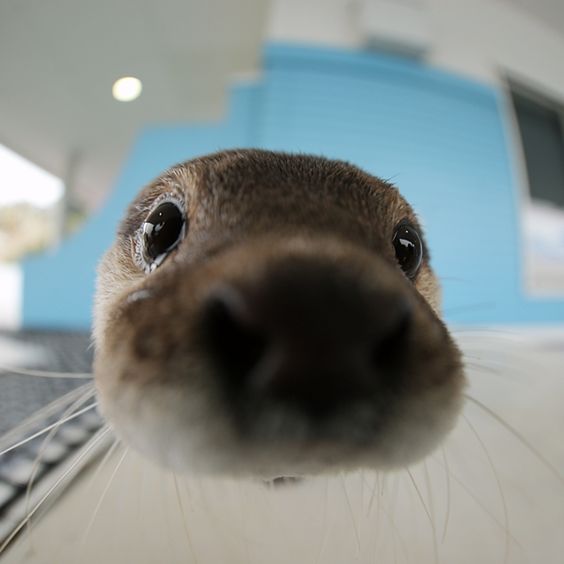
[{"x1": 112, "y1": 76, "x2": 142, "y2": 102}]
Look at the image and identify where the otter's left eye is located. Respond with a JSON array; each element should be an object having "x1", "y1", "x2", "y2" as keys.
[
  {"x1": 142, "y1": 201, "x2": 185, "y2": 271},
  {"x1": 393, "y1": 223, "x2": 423, "y2": 279}
]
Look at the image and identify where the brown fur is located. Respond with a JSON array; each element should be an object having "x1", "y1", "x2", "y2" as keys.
[{"x1": 93, "y1": 149, "x2": 465, "y2": 477}]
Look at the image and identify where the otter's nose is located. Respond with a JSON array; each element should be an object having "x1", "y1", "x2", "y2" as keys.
[{"x1": 200, "y1": 260, "x2": 412, "y2": 418}]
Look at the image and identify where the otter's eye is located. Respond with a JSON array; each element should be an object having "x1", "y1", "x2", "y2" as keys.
[
  {"x1": 142, "y1": 201, "x2": 185, "y2": 271},
  {"x1": 393, "y1": 223, "x2": 423, "y2": 279}
]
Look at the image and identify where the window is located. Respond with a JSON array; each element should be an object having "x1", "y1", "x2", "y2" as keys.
[
  {"x1": 511, "y1": 87, "x2": 564, "y2": 296},
  {"x1": 0, "y1": 144, "x2": 64, "y2": 262},
  {"x1": 513, "y1": 91, "x2": 564, "y2": 208},
  {"x1": 0, "y1": 145, "x2": 64, "y2": 328}
]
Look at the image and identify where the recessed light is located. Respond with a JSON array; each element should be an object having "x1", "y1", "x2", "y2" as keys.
[{"x1": 112, "y1": 76, "x2": 142, "y2": 102}]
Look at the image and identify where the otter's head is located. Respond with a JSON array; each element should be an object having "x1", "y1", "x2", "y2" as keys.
[{"x1": 94, "y1": 149, "x2": 465, "y2": 478}]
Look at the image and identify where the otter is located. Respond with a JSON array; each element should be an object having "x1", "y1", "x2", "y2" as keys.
[{"x1": 93, "y1": 149, "x2": 465, "y2": 479}]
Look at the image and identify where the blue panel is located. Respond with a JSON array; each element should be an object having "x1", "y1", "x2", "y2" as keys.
[
  {"x1": 22, "y1": 83, "x2": 261, "y2": 329},
  {"x1": 256, "y1": 44, "x2": 564, "y2": 324},
  {"x1": 22, "y1": 43, "x2": 564, "y2": 328}
]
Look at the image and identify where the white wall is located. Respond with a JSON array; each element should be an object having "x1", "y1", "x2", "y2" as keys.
[
  {"x1": 267, "y1": 0, "x2": 564, "y2": 300},
  {"x1": 0, "y1": 264, "x2": 22, "y2": 330},
  {"x1": 267, "y1": 0, "x2": 564, "y2": 98}
]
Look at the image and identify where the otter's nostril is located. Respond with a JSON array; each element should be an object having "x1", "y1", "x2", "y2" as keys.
[
  {"x1": 201, "y1": 287, "x2": 267, "y2": 388},
  {"x1": 371, "y1": 296, "x2": 413, "y2": 372},
  {"x1": 200, "y1": 275, "x2": 415, "y2": 421}
]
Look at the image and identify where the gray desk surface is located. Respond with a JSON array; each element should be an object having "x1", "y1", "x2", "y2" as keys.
[{"x1": 0, "y1": 330, "x2": 103, "y2": 545}]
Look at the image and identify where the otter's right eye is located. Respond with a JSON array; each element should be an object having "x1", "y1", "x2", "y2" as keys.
[
  {"x1": 142, "y1": 201, "x2": 186, "y2": 272},
  {"x1": 392, "y1": 223, "x2": 423, "y2": 280}
]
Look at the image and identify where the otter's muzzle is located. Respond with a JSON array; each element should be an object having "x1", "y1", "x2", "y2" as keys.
[{"x1": 199, "y1": 252, "x2": 413, "y2": 420}]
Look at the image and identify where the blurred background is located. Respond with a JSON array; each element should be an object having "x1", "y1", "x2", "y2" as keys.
[
  {"x1": 0, "y1": 1, "x2": 564, "y2": 562},
  {"x1": 1, "y1": 0, "x2": 564, "y2": 329}
]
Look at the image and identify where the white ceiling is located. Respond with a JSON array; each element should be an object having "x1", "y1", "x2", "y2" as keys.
[
  {"x1": 0, "y1": 0, "x2": 563, "y2": 212},
  {"x1": 0, "y1": 0, "x2": 268, "y2": 210},
  {"x1": 505, "y1": 0, "x2": 564, "y2": 35}
]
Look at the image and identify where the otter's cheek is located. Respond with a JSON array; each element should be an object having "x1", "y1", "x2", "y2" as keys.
[
  {"x1": 92, "y1": 289, "x2": 465, "y2": 476},
  {"x1": 90, "y1": 150, "x2": 465, "y2": 476}
]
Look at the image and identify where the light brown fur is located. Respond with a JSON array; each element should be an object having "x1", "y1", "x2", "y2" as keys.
[{"x1": 93, "y1": 149, "x2": 465, "y2": 477}]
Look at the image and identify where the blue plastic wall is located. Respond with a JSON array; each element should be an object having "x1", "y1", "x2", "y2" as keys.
[{"x1": 22, "y1": 43, "x2": 564, "y2": 328}]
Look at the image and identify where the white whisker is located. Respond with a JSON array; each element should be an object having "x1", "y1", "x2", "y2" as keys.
[
  {"x1": 378, "y1": 478, "x2": 409, "y2": 564},
  {"x1": 359, "y1": 470, "x2": 364, "y2": 511},
  {"x1": 429, "y1": 455, "x2": 522, "y2": 548},
  {"x1": 24, "y1": 386, "x2": 98, "y2": 540},
  {"x1": 340, "y1": 473, "x2": 361, "y2": 556},
  {"x1": 81, "y1": 447, "x2": 129, "y2": 546},
  {"x1": 0, "y1": 402, "x2": 97, "y2": 457},
  {"x1": 464, "y1": 394, "x2": 564, "y2": 487},
  {"x1": 406, "y1": 468, "x2": 438, "y2": 564},
  {"x1": 365, "y1": 472, "x2": 379, "y2": 517},
  {"x1": 451, "y1": 327, "x2": 520, "y2": 339},
  {"x1": 463, "y1": 413, "x2": 510, "y2": 564},
  {"x1": 315, "y1": 477, "x2": 330, "y2": 564},
  {"x1": 0, "y1": 364, "x2": 93, "y2": 379},
  {"x1": 0, "y1": 383, "x2": 95, "y2": 450},
  {"x1": 439, "y1": 447, "x2": 451, "y2": 543},
  {"x1": 423, "y1": 461, "x2": 437, "y2": 549},
  {"x1": 463, "y1": 359, "x2": 515, "y2": 380},
  {"x1": 173, "y1": 473, "x2": 199, "y2": 564},
  {"x1": 0, "y1": 426, "x2": 111, "y2": 555},
  {"x1": 83, "y1": 437, "x2": 121, "y2": 496}
]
